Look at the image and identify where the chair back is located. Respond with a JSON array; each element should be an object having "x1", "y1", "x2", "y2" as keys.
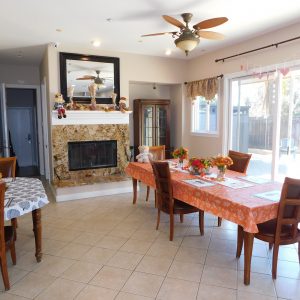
[
  {"x1": 275, "y1": 177, "x2": 300, "y2": 241},
  {"x1": 149, "y1": 146, "x2": 165, "y2": 161},
  {"x1": 0, "y1": 183, "x2": 5, "y2": 249},
  {"x1": 228, "y1": 150, "x2": 252, "y2": 173},
  {"x1": 151, "y1": 161, "x2": 173, "y2": 214},
  {"x1": 0, "y1": 157, "x2": 16, "y2": 178}
]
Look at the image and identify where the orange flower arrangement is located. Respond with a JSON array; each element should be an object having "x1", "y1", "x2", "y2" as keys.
[
  {"x1": 213, "y1": 155, "x2": 233, "y2": 171},
  {"x1": 172, "y1": 147, "x2": 188, "y2": 161}
]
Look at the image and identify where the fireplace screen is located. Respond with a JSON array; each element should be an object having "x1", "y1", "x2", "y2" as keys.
[{"x1": 68, "y1": 140, "x2": 117, "y2": 171}]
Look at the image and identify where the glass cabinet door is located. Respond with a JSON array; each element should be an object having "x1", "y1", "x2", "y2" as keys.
[
  {"x1": 142, "y1": 105, "x2": 155, "y2": 146},
  {"x1": 155, "y1": 105, "x2": 167, "y2": 146}
]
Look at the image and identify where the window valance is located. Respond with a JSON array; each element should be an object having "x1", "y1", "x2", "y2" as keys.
[{"x1": 186, "y1": 76, "x2": 219, "y2": 101}]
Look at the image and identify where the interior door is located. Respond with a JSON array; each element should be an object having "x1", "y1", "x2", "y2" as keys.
[
  {"x1": 7, "y1": 107, "x2": 34, "y2": 166},
  {"x1": 0, "y1": 83, "x2": 9, "y2": 157}
]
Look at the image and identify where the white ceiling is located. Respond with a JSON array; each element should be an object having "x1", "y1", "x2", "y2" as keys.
[{"x1": 0, "y1": 0, "x2": 300, "y2": 65}]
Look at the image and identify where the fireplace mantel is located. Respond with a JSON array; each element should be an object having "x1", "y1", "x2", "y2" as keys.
[{"x1": 52, "y1": 110, "x2": 132, "y2": 125}]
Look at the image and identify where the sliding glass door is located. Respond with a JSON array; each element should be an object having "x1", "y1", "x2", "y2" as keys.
[
  {"x1": 277, "y1": 69, "x2": 300, "y2": 181},
  {"x1": 230, "y1": 67, "x2": 300, "y2": 181}
]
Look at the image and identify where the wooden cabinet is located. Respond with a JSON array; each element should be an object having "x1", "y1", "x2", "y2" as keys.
[{"x1": 133, "y1": 99, "x2": 171, "y2": 159}]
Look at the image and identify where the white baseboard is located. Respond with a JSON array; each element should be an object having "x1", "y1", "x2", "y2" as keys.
[{"x1": 53, "y1": 180, "x2": 135, "y2": 202}]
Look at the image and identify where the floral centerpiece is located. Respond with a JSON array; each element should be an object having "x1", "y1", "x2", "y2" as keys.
[
  {"x1": 188, "y1": 158, "x2": 204, "y2": 175},
  {"x1": 172, "y1": 147, "x2": 188, "y2": 167},
  {"x1": 200, "y1": 158, "x2": 213, "y2": 173},
  {"x1": 212, "y1": 155, "x2": 233, "y2": 179}
]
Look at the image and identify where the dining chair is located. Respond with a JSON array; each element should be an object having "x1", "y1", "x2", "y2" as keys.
[
  {"x1": 145, "y1": 145, "x2": 166, "y2": 203},
  {"x1": 151, "y1": 161, "x2": 204, "y2": 241},
  {"x1": 0, "y1": 157, "x2": 18, "y2": 238},
  {"x1": 216, "y1": 150, "x2": 252, "y2": 227},
  {"x1": 236, "y1": 177, "x2": 300, "y2": 279},
  {"x1": 0, "y1": 182, "x2": 17, "y2": 290}
]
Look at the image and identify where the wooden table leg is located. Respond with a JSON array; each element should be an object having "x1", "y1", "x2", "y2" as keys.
[
  {"x1": 132, "y1": 178, "x2": 137, "y2": 205},
  {"x1": 32, "y1": 209, "x2": 42, "y2": 262},
  {"x1": 243, "y1": 231, "x2": 254, "y2": 285}
]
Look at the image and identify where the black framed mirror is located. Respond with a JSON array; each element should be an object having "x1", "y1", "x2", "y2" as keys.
[{"x1": 60, "y1": 52, "x2": 120, "y2": 104}]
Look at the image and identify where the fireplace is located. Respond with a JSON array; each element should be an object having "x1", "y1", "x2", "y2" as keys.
[{"x1": 68, "y1": 140, "x2": 117, "y2": 171}]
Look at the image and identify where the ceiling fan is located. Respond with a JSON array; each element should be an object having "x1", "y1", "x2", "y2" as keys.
[
  {"x1": 142, "y1": 13, "x2": 228, "y2": 56},
  {"x1": 76, "y1": 70, "x2": 112, "y2": 88}
]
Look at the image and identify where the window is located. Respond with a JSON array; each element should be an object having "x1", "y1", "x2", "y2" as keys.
[{"x1": 191, "y1": 96, "x2": 218, "y2": 134}]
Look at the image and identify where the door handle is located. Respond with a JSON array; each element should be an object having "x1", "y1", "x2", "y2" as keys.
[{"x1": 27, "y1": 134, "x2": 32, "y2": 144}]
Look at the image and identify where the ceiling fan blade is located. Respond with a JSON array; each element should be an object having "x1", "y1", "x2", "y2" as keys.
[
  {"x1": 193, "y1": 17, "x2": 228, "y2": 30},
  {"x1": 162, "y1": 15, "x2": 185, "y2": 29},
  {"x1": 197, "y1": 31, "x2": 225, "y2": 40},
  {"x1": 141, "y1": 31, "x2": 176, "y2": 37},
  {"x1": 76, "y1": 76, "x2": 96, "y2": 80}
]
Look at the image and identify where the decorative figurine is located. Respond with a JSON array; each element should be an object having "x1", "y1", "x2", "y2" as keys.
[{"x1": 54, "y1": 93, "x2": 66, "y2": 119}]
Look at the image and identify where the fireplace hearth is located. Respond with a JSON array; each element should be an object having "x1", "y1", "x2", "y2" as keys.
[{"x1": 68, "y1": 140, "x2": 117, "y2": 171}]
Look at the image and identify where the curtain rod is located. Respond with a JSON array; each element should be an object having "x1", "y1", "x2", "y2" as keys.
[
  {"x1": 184, "y1": 74, "x2": 223, "y2": 85},
  {"x1": 215, "y1": 36, "x2": 300, "y2": 63}
]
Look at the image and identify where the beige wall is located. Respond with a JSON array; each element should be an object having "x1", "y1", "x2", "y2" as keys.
[
  {"x1": 0, "y1": 64, "x2": 40, "y2": 85},
  {"x1": 185, "y1": 22, "x2": 300, "y2": 157}
]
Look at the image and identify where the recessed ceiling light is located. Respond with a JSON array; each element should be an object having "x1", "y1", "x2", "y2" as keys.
[
  {"x1": 56, "y1": 28, "x2": 63, "y2": 32},
  {"x1": 165, "y1": 49, "x2": 172, "y2": 56},
  {"x1": 92, "y1": 40, "x2": 101, "y2": 47},
  {"x1": 106, "y1": 18, "x2": 112, "y2": 22},
  {"x1": 138, "y1": 40, "x2": 143, "y2": 43},
  {"x1": 16, "y1": 51, "x2": 23, "y2": 58}
]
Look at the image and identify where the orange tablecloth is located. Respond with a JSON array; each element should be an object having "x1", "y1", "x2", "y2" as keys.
[{"x1": 125, "y1": 162, "x2": 281, "y2": 233}]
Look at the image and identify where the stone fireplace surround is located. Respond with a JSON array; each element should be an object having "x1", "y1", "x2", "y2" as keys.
[{"x1": 51, "y1": 110, "x2": 133, "y2": 201}]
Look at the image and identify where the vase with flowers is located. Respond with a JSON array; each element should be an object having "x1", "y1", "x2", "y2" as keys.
[
  {"x1": 213, "y1": 155, "x2": 233, "y2": 180},
  {"x1": 199, "y1": 158, "x2": 213, "y2": 174},
  {"x1": 172, "y1": 147, "x2": 188, "y2": 168},
  {"x1": 188, "y1": 158, "x2": 204, "y2": 175}
]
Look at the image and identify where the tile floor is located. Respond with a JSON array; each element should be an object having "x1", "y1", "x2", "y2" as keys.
[{"x1": 0, "y1": 184, "x2": 299, "y2": 300}]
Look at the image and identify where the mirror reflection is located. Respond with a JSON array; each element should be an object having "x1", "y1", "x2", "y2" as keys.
[{"x1": 67, "y1": 59, "x2": 114, "y2": 98}]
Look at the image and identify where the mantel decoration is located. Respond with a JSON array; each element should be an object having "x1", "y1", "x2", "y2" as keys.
[
  {"x1": 172, "y1": 147, "x2": 188, "y2": 168},
  {"x1": 53, "y1": 93, "x2": 67, "y2": 119},
  {"x1": 213, "y1": 155, "x2": 233, "y2": 180}
]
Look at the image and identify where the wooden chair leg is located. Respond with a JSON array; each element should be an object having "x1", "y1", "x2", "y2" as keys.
[
  {"x1": 156, "y1": 209, "x2": 160, "y2": 230},
  {"x1": 272, "y1": 243, "x2": 279, "y2": 279},
  {"x1": 170, "y1": 214, "x2": 174, "y2": 241},
  {"x1": 0, "y1": 255, "x2": 10, "y2": 291},
  {"x1": 180, "y1": 214, "x2": 184, "y2": 223},
  {"x1": 217, "y1": 217, "x2": 222, "y2": 227},
  {"x1": 269, "y1": 243, "x2": 273, "y2": 250},
  {"x1": 154, "y1": 191, "x2": 157, "y2": 208},
  {"x1": 10, "y1": 242, "x2": 16, "y2": 265},
  {"x1": 199, "y1": 210, "x2": 204, "y2": 236},
  {"x1": 236, "y1": 225, "x2": 244, "y2": 258},
  {"x1": 146, "y1": 186, "x2": 150, "y2": 201},
  {"x1": 11, "y1": 218, "x2": 17, "y2": 241}
]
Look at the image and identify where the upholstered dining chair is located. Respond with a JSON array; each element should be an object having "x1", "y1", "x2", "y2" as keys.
[
  {"x1": 145, "y1": 145, "x2": 165, "y2": 202},
  {"x1": 151, "y1": 161, "x2": 204, "y2": 241},
  {"x1": 0, "y1": 182, "x2": 16, "y2": 290},
  {"x1": 217, "y1": 150, "x2": 252, "y2": 227},
  {"x1": 236, "y1": 177, "x2": 300, "y2": 279},
  {"x1": 0, "y1": 157, "x2": 18, "y2": 237}
]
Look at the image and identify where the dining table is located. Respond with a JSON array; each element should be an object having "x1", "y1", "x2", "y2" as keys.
[
  {"x1": 3, "y1": 177, "x2": 49, "y2": 262},
  {"x1": 125, "y1": 161, "x2": 282, "y2": 285}
]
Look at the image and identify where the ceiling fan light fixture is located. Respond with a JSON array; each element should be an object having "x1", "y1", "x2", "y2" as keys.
[{"x1": 175, "y1": 31, "x2": 199, "y2": 56}]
